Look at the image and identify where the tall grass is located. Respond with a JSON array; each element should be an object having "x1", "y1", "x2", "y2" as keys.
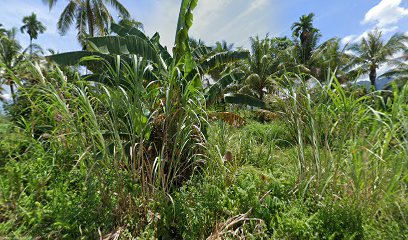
[
  {"x1": 1, "y1": 60, "x2": 407, "y2": 238},
  {"x1": 276, "y1": 72, "x2": 408, "y2": 205},
  {"x1": 9, "y1": 55, "x2": 208, "y2": 234}
]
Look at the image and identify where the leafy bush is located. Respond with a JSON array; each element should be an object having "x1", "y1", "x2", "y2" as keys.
[
  {"x1": 160, "y1": 166, "x2": 289, "y2": 239},
  {"x1": 317, "y1": 204, "x2": 364, "y2": 239}
]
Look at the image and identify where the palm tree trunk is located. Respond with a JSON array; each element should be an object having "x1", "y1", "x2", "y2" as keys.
[
  {"x1": 258, "y1": 88, "x2": 264, "y2": 101},
  {"x1": 10, "y1": 82, "x2": 15, "y2": 104},
  {"x1": 86, "y1": 0, "x2": 94, "y2": 38},
  {"x1": 30, "y1": 38, "x2": 33, "y2": 57},
  {"x1": 369, "y1": 68, "x2": 377, "y2": 90}
]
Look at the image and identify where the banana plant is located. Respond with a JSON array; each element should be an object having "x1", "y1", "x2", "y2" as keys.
[
  {"x1": 46, "y1": 0, "x2": 256, "y2": 192},
  {"x1": 48, "y1": 19, "x2": 249, "y2": 88},
  {"x1": 47, "y1": 0, "x2": 264, "y2": 132}
]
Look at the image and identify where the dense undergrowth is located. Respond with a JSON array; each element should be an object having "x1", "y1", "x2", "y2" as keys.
[
  {"x1": 0, "y1": 0, "x2": 407, "y2": 238},
  {"x1": 0, "y1": 74, "x2": 407, "y2": 239}
]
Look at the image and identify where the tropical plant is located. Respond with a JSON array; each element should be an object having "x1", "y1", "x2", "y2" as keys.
[
  {"x1": 188, "y1": 37, "x2": 206, "y2": 49},
  {"x1": 205, "y1": 70, "x2": 265, "y2": 108},
  {"x1": 2, "y1": 3, "x2": 408, "y2": 238},
  {"x1": 271, "y1": 36, "x2": 293, "y2": 51},
  {"x1": 117, "y1": 17, "x2": 144, "y2": 30},
  {"x1": 305, "y1": 38, "x2": 351, "y2": 82},
  {"x1": 276, "y1": 71, "x2": 408, "y2": 204},
  {"x1": 266, "y1": 37, "x2": 304, "y2": 75},
  {"x1": 0, "y1": 23, "x2": 7, "y2": 36},
  {"x1": 291, "y1": 13, "x2": 321, "y2": 65},
  {"x1": 240, "y1": 36, "x2": 278, "y2": 101},
  {"x1": 42, "y1": 0, "x2": 57, "y2": 9},
  {"x1": 47, "y1": 0, "x2": 239, "y2": 192},
  {"x1": 20, "y1": 13, "x2": 46, "y2": 56},
  {"x1": 48, "y1": 23, "x2": 256, "y2": 112},
  {"x1": 205, "y1": 36, "x2": 295, "y2": 110},
  {"x1": 53, "y1": 0, "x2": 130, "y2": 45},
  {"x1": 346, "y1": 30, "x2": 408, "y2": 89},
  {"x1": 379, "y1": 49, "x2": 408, "y2": 89},
  {"x1": 0, "y1": 28, "x2": 25, "y2": 103},
  {"x1": 206, "y1": 40, "x2": 235, "y2": 81},
  {"x1": 214, "y1": 40, "x2": 234, "y2": 52},
  {"x1": 381, "y1": 61, "x2": 408, "y2": 88}
]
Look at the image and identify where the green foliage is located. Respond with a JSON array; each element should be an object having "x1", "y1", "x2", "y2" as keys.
[
  {"x1": 1, "y1": 2, "x2": 408, "y2": 239},
  {"x1": 224, "y1": 93, "x2": 266, "y2": 108},
  {"x1": 20, "y1": 12, "x2": 46, "y2": 54},
  {"x1": 317, "y1": 204, "x2": 363, "y2": 239},
  {"x1": 0, "y1": 72, "x2": 407, "y2": 239},
  {"x1": 291, "y1": 13, "x2": 321, "y2": 65},
  {"x1": 239, "y1": 121, "x2": 293, "y2": 148},
  {"x1": 346, "y1": 30, "x2": 408, "y2": 88},
  {"x1": 55, "y1": 0, "x2": 130, "y2": 44},
  {"x1": 0, "y1": 124, "x2": 123, "y2": 238},
  {"x1": 166, "y1": 167, "x2": 286, "y2": 239},
  {"x1": 206, "y1": 71, "x2": 244, "y2": 104}
]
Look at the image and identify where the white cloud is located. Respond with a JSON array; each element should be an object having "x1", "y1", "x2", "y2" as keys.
[
  {"x1": 209, "y1": 0, "x2": 270, "y2": 42},
  {"x1": 143, "y1": 0, "x2": 278, "y2": 49},
  {"x1": 192, "y1": 0, "x2": 233, "y2": 30},
  {"x1": 330, "y1": 0, "x2": 407, "y2": 47},
  {"x1": 346, "y1": 0, "x2": 407, "y2": 47},
  {"x1": 341, "y1": 30, "x2": 371, "y2": 45},
  {"x1": 141, "y1": 0, "x2": 178, "y2": 49},
  {"x1": 2, "y1": 0, "x2": 280, "y2": 52},
  {"x1": 342, "y1": 23, "x2": 399, "y2": 45},
  {"x1": 341, "y1": 35, "x2": 357, "y2": 45},
  {"x1": 363, "y1": 0, "x2": 408, "y2": 27}
]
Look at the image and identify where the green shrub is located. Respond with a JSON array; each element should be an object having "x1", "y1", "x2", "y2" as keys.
[
  {"x1": 164, "y1": 166, "x2": 290, "y2": 239},
  {"x1": 0, "y1": 127, "x2": 142, "y2": 239},
  {"x1": 272, "y1": 202, "x2": 321, "y2": 239},
  {"x1": 317, "y1": 204, "x2": 364, "y2": 239}
]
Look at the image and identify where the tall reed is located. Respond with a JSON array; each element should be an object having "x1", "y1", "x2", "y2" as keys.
[{"x1": 276, "y1": 72, "x2": 408, "y2": 205}]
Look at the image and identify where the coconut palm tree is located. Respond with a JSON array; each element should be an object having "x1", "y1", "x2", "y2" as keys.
[
  {"x1": 304, "y1": 38, "x2": 351, "y2": 82},
  {"x1": 291, "y1": 13, "x2": 321, "y2": 65},
  {"x1": 347, "y1": 30, "x2": 408, "y2": 89},
  {"x1": 54, "y1": 0, "x2": 130, "y2": 45},
  {"x1": 188, "y1": 37, "x2": 207, "y2": 51},
  {"x1": 380, "y1": 50, "x2": 408, "y2": 88},
  {"x1": 0, "y1": 24, "x2": 7, "y2": 36},
  {"x1": 0, "y1": 28, "x2": 25, "y2": 103},
  {"x1": 20, "y1": 13, "x2": 46, "y2": 56},
  {"x1": 239, "y1": 36, "x2": 279, "y2": 101},
  {"x1": 214, "y1": 40, "x2": 234, "y2": 52},
  {"x1": 271, "y1": 36, "x2": 293, "y2": 52}
]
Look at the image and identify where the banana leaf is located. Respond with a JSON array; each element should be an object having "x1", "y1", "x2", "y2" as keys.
[
  {"x1": 200, "y1": 51, "x2": 250, "y2": 72},
  {"x1": 224, "y1": 93, "x2": 265, "y2": 108},
  {"x1": 207, "y1": 72, "x2": 245, "y2": 103}
]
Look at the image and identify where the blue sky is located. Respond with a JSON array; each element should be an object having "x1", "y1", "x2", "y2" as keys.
[
  {"x1": 1, "y1": 0, "x2": 408, "y2": 102},
  {"x1": 1, "y1": 0, "x2": 407, "y2": 52}
]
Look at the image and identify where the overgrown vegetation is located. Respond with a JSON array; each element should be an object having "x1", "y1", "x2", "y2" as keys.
[{"x1": 0, "y1": 0, "x2": 407, "y2": 239}]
